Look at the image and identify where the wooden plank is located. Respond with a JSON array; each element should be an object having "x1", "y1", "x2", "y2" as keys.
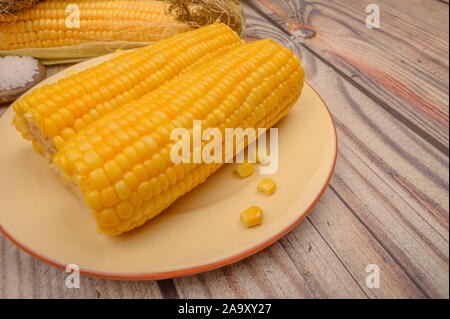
[
  {"x1": 242, "y1": 4, "x2": 448, "y2": 298},
  {"x1": 0, "y1": 234, "x2": 164, "y2": 298},
  {"x1": 246, "y1": 0, "x2": 450, "y2": 153}
]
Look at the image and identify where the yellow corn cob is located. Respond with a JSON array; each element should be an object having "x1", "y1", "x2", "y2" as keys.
[
  {"x1": 0, "y1": 0, "x2": 191, "y2": 50},
  {"x1": 53, "y1": 39, "x2": 305, "y2": 235},
  {"x1": 12, "y1": 23, "x2": 242, "y2": 158},
  {"x1": 0, "y1": 0, "x2": 244, "y2": 50}
]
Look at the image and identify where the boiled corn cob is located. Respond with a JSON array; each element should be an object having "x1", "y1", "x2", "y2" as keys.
[
  {"x1": 0, "y1": 0, "x2": 244, "y2": 50},
  {"x1": 12, "y1": 23, "x2": 242, "y2": 158},
  {"x1": 52, "y1": 39, "x2": 305, "y2": 235}
]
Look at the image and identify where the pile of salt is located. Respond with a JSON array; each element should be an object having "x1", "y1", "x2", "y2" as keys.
[{"x1": 0, "y1": 56, "x2": 39, "y2": 91}]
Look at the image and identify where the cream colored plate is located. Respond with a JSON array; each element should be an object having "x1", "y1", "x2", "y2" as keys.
[{"x1": 0, "y1": 53, "x2": 337, "y2": 279}]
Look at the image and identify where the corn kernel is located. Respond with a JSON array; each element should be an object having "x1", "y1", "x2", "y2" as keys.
[
  {"x1": 74, "y1": 161, "x2": 89, "y2": 175},
  {"x1": 83, "y1": 149, "x2": 103, "y2": 169},
  {"x1": 115, "y1": 180, "x2": 132, "y2": 200},
  {"x1": 150, "y1": 177, "x2": 162, "y2": 196},
  {"x1": 96, "y1": 143, "x2": 114, "y2": 159},
  {"x1": 240, "y1": 206, "x2": 263, "y2": 227},
  {"x1": 84, "y1": 191, "x2": 102, "y2": 210},
  {"x1": 124, "y1": 172, "x2": 140, "y2": 190},
  {"x1": 115, "y1": 153, "x2": 132, "y2": 171},
  {"x1": 132, "y1": 164, "x2": 149, "y2": 181},
  {"x1": 137, "y1": 181, "x2": 153, "y2": 200},
  {"x1": 117, "y1": 220, "x2": 133, "y2": 233},
  {"x1": 88, "y1": 168, "x2": 111, "y2": 190},
  {"x1": 53, "y1": 136, "x2": 65, "y2": 149},
  {"x1": 101, "y1": 186, "x2": 120, "y2": 207},
  {"x1": 104, "y1": 160, "x2": 124, "y2": 183},
  {"x1": 117, "y1": 201, "x2": 134, "y2": 219},
  {"x1": 98, "y1": 208, "x2": 120, "y2": 227},
  {"x1": 130, "y1": 193, "x2": 144, "y2": 208},
  {"x1": 43, "y1": 118, "x2": 58, "y2": 137},
  {"x1": 32, "y1": 139, "x2": 43, "y2": 153},
  {"x1": 235, "y1": 162, "x2": 254, "y2": 178},
  {"x1": 257, "y1": 178, "x2": 276, "y2": 196},
  {"x1": 158, "y1": 174, "x2": 170, "y2": 191},
  {"x1": 131, "y1": 208, "x2": 144, "y2": 221}
]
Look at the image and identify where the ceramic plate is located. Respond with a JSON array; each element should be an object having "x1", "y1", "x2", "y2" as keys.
[{"x1": 0, "y1": 53, "x2": 337, "y2": 279}]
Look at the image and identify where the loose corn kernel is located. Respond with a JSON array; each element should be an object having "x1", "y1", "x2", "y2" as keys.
[
  {"x1": 240, "y1": 206, "x2": 264, "y2": 227},
  {"x1": 235, "y1": 162, "x2": 255, "y2": 178},
  {"x1": 257, "y1": 178, "x2": 276, "y2": 196}
]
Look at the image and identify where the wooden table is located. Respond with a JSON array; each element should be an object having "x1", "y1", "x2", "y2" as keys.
[{"x1": 0, "y1": 0, "x2": 448, "y2": 299}]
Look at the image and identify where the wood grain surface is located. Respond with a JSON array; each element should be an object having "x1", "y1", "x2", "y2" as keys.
[
  {"x1": 0, "y1": 0, "x2": 448, "y2": 299},
  {"x1": 246, "y1": 0, "x2": 449, "y2": 153}
]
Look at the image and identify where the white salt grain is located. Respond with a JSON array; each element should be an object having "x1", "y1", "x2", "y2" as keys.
[{"x1": 0, "y1": 56, "x2": 39, "y2": 90}]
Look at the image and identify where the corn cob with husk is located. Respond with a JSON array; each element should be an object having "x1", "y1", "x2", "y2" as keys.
[
  {"x1": 0, "y1": 0, "x2": 245, "y2": 63},
  {"x1": 50, "y1": 38, "x2": 305, "y2": 235},
  {"x1": 12, "y1": 23, "x2": 242, "y2": 158}
]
